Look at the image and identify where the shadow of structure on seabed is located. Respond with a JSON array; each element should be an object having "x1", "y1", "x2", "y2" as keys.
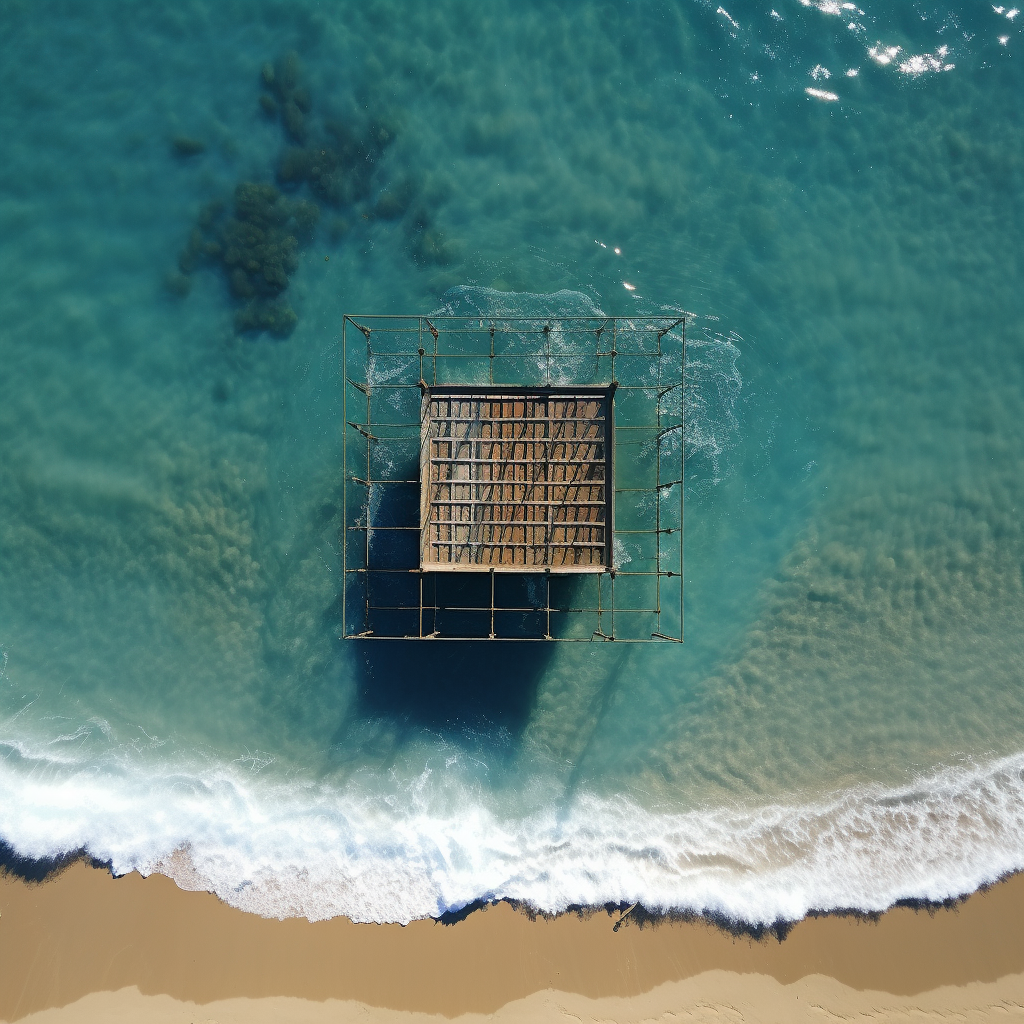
[{"x1": 350, "y1": 637, "x2": 553, "y2": 737}]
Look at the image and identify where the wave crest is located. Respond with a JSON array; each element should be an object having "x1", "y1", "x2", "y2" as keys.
[{"x1": 1, "y1": 744, "x2": 1022, "y2": 925}]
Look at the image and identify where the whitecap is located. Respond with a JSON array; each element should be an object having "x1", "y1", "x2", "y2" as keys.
[{"x1": 2, "y1": 744, "x2": 1023, "y2": 925}]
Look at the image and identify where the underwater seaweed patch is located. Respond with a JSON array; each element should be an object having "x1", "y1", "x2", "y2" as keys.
[
  {"x1": 277, "y1": 113, "x2": 399, "y2": 208},
  {"x1": 260, "y1": 50, "x2": 312, "y2": 144},
  {"x1": 261, "y1": 50, "x2": 400, "y2": 209},
  {"x1": 170, "y1": 48, "x2": 457, "y2": 337},
  {"x1": 176, "y1": 183, "x2": 317, "y2": 338},
  {"x1": 171, "y1": 135, "x2": 206, "y2": 158}
]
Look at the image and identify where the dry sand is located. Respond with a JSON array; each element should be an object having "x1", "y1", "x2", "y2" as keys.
[{"x1": 1, "y1": 862, "x2": 1023, "y2": 1022}]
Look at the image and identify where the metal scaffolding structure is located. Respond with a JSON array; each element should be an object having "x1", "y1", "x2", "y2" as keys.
[{"x1": 342, "y1": 314, "x2": 684, "y2": 642}]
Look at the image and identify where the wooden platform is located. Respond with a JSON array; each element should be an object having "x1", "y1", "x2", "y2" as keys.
[{"x1": 419, "y1": 386, "x2": 613, "y2": 571}]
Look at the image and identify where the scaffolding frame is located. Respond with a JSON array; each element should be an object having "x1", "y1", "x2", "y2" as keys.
[{"x1": 342, "y1": 314, "x2": 684, "y2": 642}]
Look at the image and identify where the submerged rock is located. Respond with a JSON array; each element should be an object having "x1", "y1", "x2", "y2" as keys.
[
  {"x1": 234, "y1": 299, "x2": 298, "y2": 338},
  {"x1": 277, "y1": 112, "x2": 399, "y2": 208},
  {"x1": 373, "y1": 176, "x2": 417, "y2": 220},
  {"x1": 261, "y1": 51, "x2": 312, "y2": 143},
  {"x1": 176, "y1": 183, "x2": 315, "y2": 337},
  {"x1": 222, "y1": 183, "x2": 301, "y2": 299},
  {"x1": 260, "y1": 47, "x2": 398, "y2": 206},
  {"x1": 172, "y1": 136, "x2": 206, "y2": 157},
  {"x1": 168, "y1": 48, "x2": 452, "y2": 341}
]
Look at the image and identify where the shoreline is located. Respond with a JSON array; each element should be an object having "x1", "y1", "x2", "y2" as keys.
[{"x1": 2, "y1": 861, "x2": 1024, "y2": 1022}]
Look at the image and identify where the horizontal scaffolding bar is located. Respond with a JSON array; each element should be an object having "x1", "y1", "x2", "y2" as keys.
[
  {"x1": 430, "y1": 415, "x2": 606, "y2": 424},
  {"x1": 430, "y1": 457, "x2": 603, "y2": 466},
  {"x1": 366, "y1": 605, "x2": 662, "y2": 614},
  {"x1": 345, "y1": 567, "x2": 666, "y2": 575},
  {"x1": 426, "y1": 498, "x2": 608, "y2": 506},
  {"x1": 348, "y1": 477, "x2": 418, "y2": 485},
  {"x1": 430, "y1": 540, "x2": 606, "y2": 548},
  {"x1": 344, "y1": 635, "x2": 679, "y2": 642}
]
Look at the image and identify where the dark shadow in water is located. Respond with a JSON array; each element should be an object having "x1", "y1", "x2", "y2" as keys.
[
  {"x1": 436, "y1": 897, "x2": 798, "y2": 939},
  {"x1": 350, "y1": 636, "x2": 553, "y2": 736},
  {"x1": 0, "y1": 840, "x2": 109, "y2": 885},
  {"x1": 339, "y1": 450, "x2": 579, "y2": 739}
]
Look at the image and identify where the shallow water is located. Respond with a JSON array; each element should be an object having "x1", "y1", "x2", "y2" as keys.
[{"x1": 1, "y1": 0, "x2": 1022, "y2": 923}]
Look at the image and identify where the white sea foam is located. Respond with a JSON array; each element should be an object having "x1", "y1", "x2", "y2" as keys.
[
  {"x1": 2, "y1": 741, "x2": 1023, "y2": 925},
  {"x1": 426, "y1": 288, "x2": 742, "y2": 490}
]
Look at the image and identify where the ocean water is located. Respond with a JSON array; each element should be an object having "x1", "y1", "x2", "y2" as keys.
[{"x1": 1, "y1": 0, "x2": 1022, "y2": 925}]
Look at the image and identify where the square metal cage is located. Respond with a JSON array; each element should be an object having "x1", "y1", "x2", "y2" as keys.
[{"x1": 342, "y1": 314, "x2": 684, "y2": 642}]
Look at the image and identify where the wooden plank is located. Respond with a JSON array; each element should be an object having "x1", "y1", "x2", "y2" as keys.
[{"x1": 420, "y1": 386, "x2": 612, "y2": 571}]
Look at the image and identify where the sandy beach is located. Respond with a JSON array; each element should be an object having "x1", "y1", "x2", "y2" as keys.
[{"x1": 2, "y1": 863, "x2": 1023, "y2": 1022}]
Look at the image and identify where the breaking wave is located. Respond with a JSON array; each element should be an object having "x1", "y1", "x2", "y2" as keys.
[{"x1": 1, "y1": 742, "x2": 1022, "y2": 925}]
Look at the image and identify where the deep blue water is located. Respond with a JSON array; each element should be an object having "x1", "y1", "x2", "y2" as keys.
[{"x1": 1, "y1": 0, "x2": 1022, "y2": 923}]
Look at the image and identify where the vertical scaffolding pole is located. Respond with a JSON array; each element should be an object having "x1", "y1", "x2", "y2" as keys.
[
  {"x1": 341, "y1": 317, "x2": 347, "y2": 640},
  {"x1": 545, "y1": 569, "x2": 551, "y2": 640},
  {"x1": 364, "y1": 347, "x2": 371, "y2": 635},
  {"x1": 655, "y1": 327, "x2": 663, "y2": 636},
  {"x1": 680, "y1": 316, "x2": 686, "y2": 642},
  {"x1": 489, "y1": 567, "x2": 495, "y2": 639}
]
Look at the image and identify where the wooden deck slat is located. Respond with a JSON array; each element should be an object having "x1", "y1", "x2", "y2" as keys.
[{"x1": 420, "y1": 387, "x2": 612, "y2": 570}]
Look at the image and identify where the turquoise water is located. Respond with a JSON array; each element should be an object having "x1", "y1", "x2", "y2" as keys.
[{"x1": 1, "y1": 0, "x2": 1022, "y2": 923}]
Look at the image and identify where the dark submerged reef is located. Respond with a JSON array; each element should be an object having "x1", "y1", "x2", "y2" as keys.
[
  {"x1": 259, "y1": 51, "x2": 312, "y2": 143},
  {"x1": 267, "y1": 55, "x2": 458, "y2": 265},
  {"x1": 170, "y1": 49, "x2": 457, "y2": 337},
  {"x1": 171, "y1": 52, "x2": 323, "y2": 336},
  {"x1": 171, "y1": 135, "x2": 206, "y2": 157},
  {"x1": 177, "y1": 183, "x2": 318, "y2": 338},
  {"x1": 277, "y1": 109, "x2": 397, "y2": 208}
]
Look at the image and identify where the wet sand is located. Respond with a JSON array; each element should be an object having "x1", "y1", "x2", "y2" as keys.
[{"x1": 2, "y1": 862, "x2": 1024, "y2": 1022}]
